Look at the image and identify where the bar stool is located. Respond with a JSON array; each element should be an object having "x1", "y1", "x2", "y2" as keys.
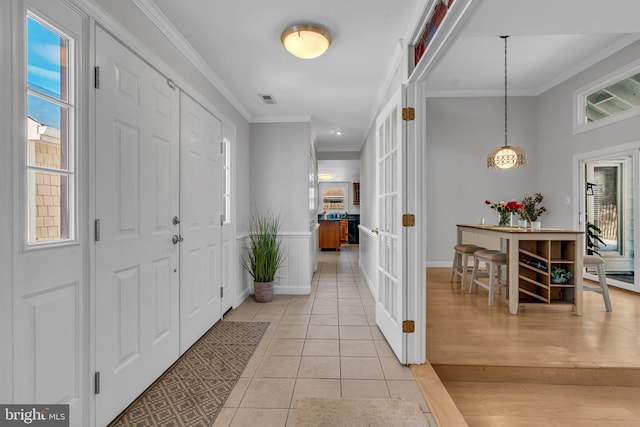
[
  {"x1": 583, "y1": 255, "x2": 612, "y2": 312},
  {"x1": 470, "y1": 249, "x2": 507, "y2": 306},
  {"x1": 450, "y1": 244, "x2": 485, "y2": 290}
]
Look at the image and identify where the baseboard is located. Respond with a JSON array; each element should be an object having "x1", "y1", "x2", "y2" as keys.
[
  {"x1": 432, "y1": 364, "x2": 640, "y2": 387},
  {"x1": 273, "y1": 285, "x2": 312, "y2": 295}
]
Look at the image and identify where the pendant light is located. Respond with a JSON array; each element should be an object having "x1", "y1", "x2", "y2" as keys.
[{"x1": 487, "y1": 36, "x2": 526, "y2": 169}]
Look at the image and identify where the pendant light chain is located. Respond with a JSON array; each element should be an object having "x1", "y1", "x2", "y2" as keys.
[{"x1": 503, "y1": 35, "x2": 508, "y2": 148}]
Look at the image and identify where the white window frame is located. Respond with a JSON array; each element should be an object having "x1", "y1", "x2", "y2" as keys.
[
  {"x1": 574, "y1": 57, "x2": 640, "y2": 135},
  {"x1": 25, "y1": 11, "x2": 77, "y2": 247},
  {"x1": 222, "y1": 136, "x2": 231, "y2": 224}
]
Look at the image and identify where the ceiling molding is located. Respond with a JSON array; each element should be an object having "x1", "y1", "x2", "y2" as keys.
[
  {"x1": 131, "y1": 0, "x2": 253, "y2": 121},
  {"x1": 425, "y1": 88, "x2": 538, "y2": 98},
  {"x1": 251, "y1": 115, "x2": 312, "y2": 124},
  {"x1": 364, "y1": 39, "x2": 405, "y2": 137},
  {"x1": 534, "y1": 33, "x2": 640, "y2": 95}
]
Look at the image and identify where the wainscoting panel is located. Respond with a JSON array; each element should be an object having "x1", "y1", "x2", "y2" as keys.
[{"x1": 359, "y1": 225, "x2": 378, "y2": 299}]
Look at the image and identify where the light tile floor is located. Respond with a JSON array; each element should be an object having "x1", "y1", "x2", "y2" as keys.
[{"x1": 216, "y1": 246, "x2": 435, "y2": 427}]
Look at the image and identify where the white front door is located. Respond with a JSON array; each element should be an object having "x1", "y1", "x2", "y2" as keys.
[
  {"x1": 179, "y1": 93, "x2": 223, "y2": 352},
  {"x1": 94, "y1": 28, "x2": 180, "y2": 426},
  {"x1": 375, "y1": 88, "x2": 406, "y2": 363}
]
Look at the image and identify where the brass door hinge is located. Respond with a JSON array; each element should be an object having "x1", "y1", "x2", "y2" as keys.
[
  {"x1": 402, "y1": 214, "x2": 415, "y2": 227},
  {"x1": 402, "y1": 320, "x2": 415, "y2": 333},
  {"x1": 402, "y1": 107, "x2": 415, "y2": 121}
]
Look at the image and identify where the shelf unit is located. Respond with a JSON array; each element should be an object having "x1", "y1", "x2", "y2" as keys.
[
  {"x1": 322, "y1": 188, "x2": 345, "y2": 210},
  {"x1": 518, "y1": 240, "x2": 576, "y2": 304},
  {"x1": 353, "y1": 182, "x2": 360, "y2": 205}
]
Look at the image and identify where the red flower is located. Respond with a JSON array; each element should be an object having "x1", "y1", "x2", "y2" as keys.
[{"x1": 485, "y1": 200, "x2": 491, "y2": 205}]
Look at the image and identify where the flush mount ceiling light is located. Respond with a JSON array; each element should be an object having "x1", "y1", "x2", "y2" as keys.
[
  {"x1": 487, "y1": 36, "x2": 526, "y2": 169},
  {"x1": 281, "y1": 24, "x2": 331, "y2": 59},
  {"x1": 318, "y1": 173, "x2": 334, "y2": 181}
]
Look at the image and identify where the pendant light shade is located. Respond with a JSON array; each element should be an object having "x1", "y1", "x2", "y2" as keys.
[
  {"x1": 281, "y1": 24, "x2": 331, "y2": 59},
  {"x1": 487, "y1": 36, "x2": 526, "y2": 169}
]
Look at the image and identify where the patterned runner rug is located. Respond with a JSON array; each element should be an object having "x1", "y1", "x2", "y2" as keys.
[{"x1": 109, "y1": 321, "x2": 269, "y2": 427}]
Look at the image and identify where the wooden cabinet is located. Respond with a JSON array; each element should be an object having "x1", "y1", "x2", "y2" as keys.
[
  {"x1": 339, "y1": 218, "x2": 348, "y2": 243},
  {"x1": 319, "y1": 220, "x2": 340, "y2": 250},
  {"x1": 518, "y1": 240, "x2": 576, "y2": 304},
  {"x1": 353, "y1": 182, "x2": 360, "y2": 206}
]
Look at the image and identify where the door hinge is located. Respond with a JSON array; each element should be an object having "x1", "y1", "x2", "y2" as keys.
[
  {"x1": 402, "y1": 107, "x2": 415, "y2": 121},
  {"x1": 220, "y1": 214, "x2": 224, "y2": 226},
  {"x1": 95, "y1": 219, "x2": 101, "y2": 241},
  {"x1": 220, "y1": 141, "x2": 224, "y2": 154},
  {"x1": 95, "y1": 371, "x2": 100, "y2": 394},
  {"x1": 220, "y1": 286, "x2": 224, "y2": 298},
  {"x1": 167, "y1": 79, "x2": 176, "y2": 90},
  {"x1": 402, "y1": 214, "x2": 415, "y2": 227},
  {"x1": 94, "y1": 66, "x2": 100, "y2": 89},
  {"x1": 402, "y1": 320, "x2": 415, "y2": 333}
]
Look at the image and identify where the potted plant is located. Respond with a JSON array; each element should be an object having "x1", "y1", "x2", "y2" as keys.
[
  {"x1": 242, "y1": 210, "x2": 284, "y2": 302},
  {"x1": 586, "y1": 221, "x2": 606, "y2": 256},
  {"x1": 550, "y1": 266, "x2": 573, "y2": 284},
  {"x1": 522, "y1": 193, "x2": 547, "y2": 231}
]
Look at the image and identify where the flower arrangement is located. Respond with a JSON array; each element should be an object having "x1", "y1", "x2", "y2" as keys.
[
  {"x1": 521, "y1": 193, "x2": 546, "y2": 222},
  {"x1": 485, "y1": 199, "x2": 524, "y2": 226}
]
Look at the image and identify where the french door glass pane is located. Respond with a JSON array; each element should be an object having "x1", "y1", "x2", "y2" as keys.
[{"x1": 27, "y1": 93, "x2": 68, "y2": 170}]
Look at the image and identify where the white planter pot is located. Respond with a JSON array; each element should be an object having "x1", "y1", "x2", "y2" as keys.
[{"x1": 530, "y1": 221, "x2": 541, "y2": 231}]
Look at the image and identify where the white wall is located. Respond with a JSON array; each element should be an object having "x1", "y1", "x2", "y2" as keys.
[
  {"x1": 249, "y1": 122, "x2": 315, "y2": 294},
  {"x1": 424, "y1": 96, "x2": 537, "y2": 265}
]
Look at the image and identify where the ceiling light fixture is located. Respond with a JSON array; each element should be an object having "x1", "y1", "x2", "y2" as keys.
[
  {"x1": 487, "y1": 36, "x2": 526, "y2": 169},
  {"x1": 318, "y1": 173, "x2": 334, "y2": 181},
  {"x1": 281, "y1": 24, "x2": 331, "y2": 59}
]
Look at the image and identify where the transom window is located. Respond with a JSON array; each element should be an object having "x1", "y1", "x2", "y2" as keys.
[
  {"x1": 575, "y1": 58, "x2": 640, "y2": 134},
  {"x1": 26, "y1": 14, "x2": 75, "y2": 243}
]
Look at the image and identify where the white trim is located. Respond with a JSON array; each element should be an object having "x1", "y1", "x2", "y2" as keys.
[
  {"x1": 71, "y1": 0, "x2": 238, "y2": 131},
  {"x1": 253, "y1": 115, "x2": 311, "y2": 124},
  {"x1": 130, "y1": 0, "x2": 252, "y2": 121},
  {"x1": 573, "y1": 141, "x2": 640, "y2": 294},
  {"x1": 425, "y1": 88, "x2": 538, "y2": 98},
  {"x1": 573, "y1": 55, "x2": 640, "y2": 135},
  {"x1": 365, "y1": 40, "x2": 405, "y2": 136}
]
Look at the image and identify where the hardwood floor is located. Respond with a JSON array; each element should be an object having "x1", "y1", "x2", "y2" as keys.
[{"x1": 426, "y1": 267, "x2": 640, "y2": 426}]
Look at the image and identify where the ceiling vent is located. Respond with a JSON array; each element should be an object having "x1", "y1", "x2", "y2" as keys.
[{"x1": 259, "y1": 93, "x2": 277, "y2": 105}]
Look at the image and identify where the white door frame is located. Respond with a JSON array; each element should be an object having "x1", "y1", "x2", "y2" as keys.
[{"x1": 574, "y1": 141, "x2": 640, "y2": 293}]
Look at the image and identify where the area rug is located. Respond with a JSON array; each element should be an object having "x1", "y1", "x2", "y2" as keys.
[
  {"x1": 296, "y1": 397, "x2": 433, "y2": 427},
  {"x1": 109, "y1": 321, "x2": 269, "y2": 427}
]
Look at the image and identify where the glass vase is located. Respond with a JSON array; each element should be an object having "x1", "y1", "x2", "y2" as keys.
[{"x1": 498, "y1": 211, "x2": 512, "y2": 227}]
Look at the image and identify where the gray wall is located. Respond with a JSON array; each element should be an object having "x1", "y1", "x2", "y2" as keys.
[
  {"x1": 425, "y1": 96, "x2": 537, "y2": 264},
  {"x1": 536, "y1": 39, "x2": 640, "y2": 229},
  {"x1": 424, "y1": 39, "x2": 640, "y2": 265},
  {"x1": 249, "y1": 122, "x2": 312, "y2": 232}
]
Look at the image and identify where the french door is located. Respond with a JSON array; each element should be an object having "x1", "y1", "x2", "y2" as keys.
[{"x1": 375, "y1": 87, "x2": 407, "y2": 363}]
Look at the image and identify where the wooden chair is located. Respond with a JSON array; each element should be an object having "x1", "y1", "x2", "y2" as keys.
[
  {"x1": 583, "y1": 255, "x2": 613, "y2": 312},
  {"x1": 470, "y1": 249, "x2": 507, "y2": 306},
  {"x1": 450, "y1": 244, "x2": 484, "y2": 290}
]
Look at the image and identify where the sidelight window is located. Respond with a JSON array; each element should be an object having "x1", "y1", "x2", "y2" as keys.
[{"x1": 26, "y1": 14, "x2": 75, "y2": 244}]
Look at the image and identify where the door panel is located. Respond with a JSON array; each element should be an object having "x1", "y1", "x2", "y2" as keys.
[
  {"x1": 375, "y1": 88, "x2": 406, "y2": 363},
  {"x1": 95, "y1": 28, "x2": 180, "y2": 426},
  {"x1": 179, "y1": 93, "x2": 223, "y2": 353}
]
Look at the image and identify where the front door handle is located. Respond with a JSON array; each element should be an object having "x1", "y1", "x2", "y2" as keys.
[
  {"x1": 172, "y1": 235, "x2": 184, "y2": 244},
  {"x1": 172, "y1": 216, "x2": 180, "y2": 225}
]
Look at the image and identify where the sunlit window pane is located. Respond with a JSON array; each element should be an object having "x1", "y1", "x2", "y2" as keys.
[
  {"x1": 27, "y1": 94, "x2": 68, "y2": 170},
  {"x1": 27, "y1": 16, "x2": 68, "y2": 102},
  {"x1": 28, "y1": 171, "x2": 70, "y2": 243}
]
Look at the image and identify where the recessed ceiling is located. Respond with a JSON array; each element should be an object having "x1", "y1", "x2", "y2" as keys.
[{"x1": 144, "y1": 0, "x2": 640, "y2": 151}]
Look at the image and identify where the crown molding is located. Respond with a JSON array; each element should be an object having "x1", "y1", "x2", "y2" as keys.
[
  {"x1": 131, "y1": 0, "x2": 252, "y2": 121},
  {"x1": 425, "y1": 89, "x2": 537, "y2": 98},
  {"x1": 535, "y1": 33, "x2": 640, "y2": 95},
  {"x1": 251, "y1": 115, "x2": 312, "y2": 124}
]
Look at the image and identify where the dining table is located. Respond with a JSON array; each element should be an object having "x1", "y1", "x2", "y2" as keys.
[{"x1": 456, "y1": 224, "x2": 585, "y2": 315}]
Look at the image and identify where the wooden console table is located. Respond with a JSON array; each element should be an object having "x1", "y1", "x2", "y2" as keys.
[{"x1": 456, "y1": 224, "x2": 584, "y2": 315}]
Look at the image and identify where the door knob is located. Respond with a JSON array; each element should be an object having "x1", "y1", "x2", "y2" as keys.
[
  {"x1": 172, "y1": 216, "x2": 180, "y2": 225},
  {"x1": 172, "y1": 235, "x2": 184, "y2": 244},
  {"x1": 372, "y1": 227, "x2": 380, "y2": 234}
]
